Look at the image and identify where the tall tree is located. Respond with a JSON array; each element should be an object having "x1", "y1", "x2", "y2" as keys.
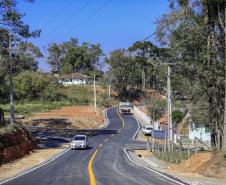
[
  {"x1": 156, "y1": 0, "x2": 225, "y2": 150},
  {"x1": 0, "y1": 0, "x2": 40, "y2": 124}
]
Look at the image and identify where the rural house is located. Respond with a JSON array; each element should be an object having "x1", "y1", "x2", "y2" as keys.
[{"x1": 54, "y1": 72, "x2": 92, "y2": 86}]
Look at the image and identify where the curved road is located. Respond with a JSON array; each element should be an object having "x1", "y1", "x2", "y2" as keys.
[{"x1": 1, "y1": 108, "x2": 183, "y2": 185}]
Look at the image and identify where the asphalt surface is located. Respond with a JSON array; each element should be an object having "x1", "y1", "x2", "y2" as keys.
[{"x1": 1, "y1": 107, "x2": 182, "y2": 185}]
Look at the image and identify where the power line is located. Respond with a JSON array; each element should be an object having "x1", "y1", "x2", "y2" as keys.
[
  {"x1": 38, "y1": 0, "x2": 91, "y2": 43},
  {"x1": 47, "y1": 0, "x2": 91, "y2": 34},
  {"x1": 143, "y1": 32, "x2": 155, "y2": 41},
  {"x1": 61, "y1": 0, "x2": 112, "y2": 37},
  {"x1": 40, "y1": 0, "x2": 73, "y2": 30}
]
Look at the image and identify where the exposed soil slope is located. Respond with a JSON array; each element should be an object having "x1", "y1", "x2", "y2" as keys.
[
  {"x1": 168, "y1": 151, "x2": 226, "y2": 179},
  {"x1": 22, "y1": 106, "x2": 104, "y2": 129},
  {"x1": 0, "y1": 128, "x2": 35, "y2": 164}
]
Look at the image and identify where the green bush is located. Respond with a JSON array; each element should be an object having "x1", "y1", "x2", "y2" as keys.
[
  {"x1": 14, "y1": 71, "x2": 59, "y2": 102},
  {"x1": 172, "y1": 110, "x2": 184, "y2": 124},
  {"x1": 224, "y1": 153, "x2": 226, "y2": 159},
  {"x1": 0, "y1": 123, "x2": 22, "y2": 135}
]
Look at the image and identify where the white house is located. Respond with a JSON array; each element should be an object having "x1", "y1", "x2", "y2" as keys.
[
  {"x1": 126, "y1": 49, "x2": 151, "y2": 58},
  {"x1": 189, "y1": 123, "x2": 211, "y2": 144},
  {"x1": 55, "y1": 73, "x2": 92, "y2": 86}
]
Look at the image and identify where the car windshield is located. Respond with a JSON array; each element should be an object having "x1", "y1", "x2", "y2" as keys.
[
  {"x1": 73, "y1": 136, "x2": 86, "y2": 141},
  {"x1": 146, "y1": 127, "x2": 153, "y2": 130}
]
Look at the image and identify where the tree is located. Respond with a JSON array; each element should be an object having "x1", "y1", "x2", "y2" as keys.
[
  {"x1": 15, "y1": 42, "x2": 43, "y2": 72},
  {"x1": 147, "y1": 98, "x2": 166, "y2": 122},
  {"x1": 106, "y1": 49, "x2": 141, "y2": 100},
  {"x1": 47, "y1": 43, "x2": 62, "y2": 72},
  {"x1": 155, "y1": 0, "x2": 225, "y2": 150},
  {"x1": 128, "y1": 41, "x2": 159, "y2": 89},
  {"x1": 0, "y1": 0, "x2": 40, "y2": 124},
  {"x1": 47, "y1": 38, "x2": 104, "y2": 76},
  {"x1": 14, "y1": 71, "x2": 58, "y2": 101}
]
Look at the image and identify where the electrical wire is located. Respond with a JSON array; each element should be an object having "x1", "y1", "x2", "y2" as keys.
[
  {"x1": 61, "y1": 0, "x2": 112, "y2": 37},
  {"x1": 40, "y1": 0, "x2": 73, "y2": 30},
  {"x1": 43, "y1": 0, "x2": 91, "y2": 37}
]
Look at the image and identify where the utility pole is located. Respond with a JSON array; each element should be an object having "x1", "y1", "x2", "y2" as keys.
[
  {"x1": 93, "y1": 74, "x2": 97, "y2": 113},
  {"x1": 108, "y1": 76, "x2": 111, "y2": 99},
  {"x1": 167, "y1": 64, "x2": 173, "y2": 152},
  {"x1": 9, "y1": 34, "x2": 15, "y2": 124}
]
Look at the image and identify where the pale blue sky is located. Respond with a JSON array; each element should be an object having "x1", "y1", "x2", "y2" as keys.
[{"x1": 18, "y1": 0, "x2": 169, "y2": 71}]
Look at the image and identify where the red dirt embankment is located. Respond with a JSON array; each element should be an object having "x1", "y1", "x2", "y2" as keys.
[
  {"x1": 168, "y1": 151, "x2": 226, "y2": 179},
  {"x1": 0, "y1": 128, "x2": 35, "y2": 164}
]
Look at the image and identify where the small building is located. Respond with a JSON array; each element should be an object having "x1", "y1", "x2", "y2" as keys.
[
  {"x1": 126, "y1": 49, "x2": 151, "y2": 58},
  {"x1": 55, "y1": 73, "x2": 92, "y2": 86},
  {"x1": 189, "y1": 122, "x2": 211, "y2": 144}
]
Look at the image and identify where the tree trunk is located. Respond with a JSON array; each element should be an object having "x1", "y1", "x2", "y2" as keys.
[
  {"x1": 9, "y1": 35, "x2": 15, "y2": 124},
  {"x1": 0, "y1": 108, "x2": 4, "y2": 125},
  {"x1": 223, "y1": 6, "x2": 226, "y2": 151}
]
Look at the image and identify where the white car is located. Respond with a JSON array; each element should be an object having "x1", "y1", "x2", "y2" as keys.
[
  {"x1": 141, "y1": 126, "x2": 153, "y2": 135},
  {"x1": 71, "y1": 135, "x2": 89, "y2": 149}
]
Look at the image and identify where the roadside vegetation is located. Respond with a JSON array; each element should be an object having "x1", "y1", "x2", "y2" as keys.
[
  {"x1": 153, "y1": 150, "x2": 202, "y2": 164},
  {"x1": 0, "y1": 123, "x2": 21, "y2": 135}
]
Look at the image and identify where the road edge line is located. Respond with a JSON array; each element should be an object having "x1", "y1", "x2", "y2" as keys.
[
  {"x1": 118, "y1": 113, "x2": 186, "y2": 185},
  {"x1": 0, "y1": 147, "x2": 70, "y2": 185},
  {"x1": 123, "y1": 148, "x2": 186, "y2": 185}
]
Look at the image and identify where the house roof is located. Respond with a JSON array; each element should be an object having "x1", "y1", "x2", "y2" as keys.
[{"x1": 54, "y1": 72, "x2": 92, "y2": 80}]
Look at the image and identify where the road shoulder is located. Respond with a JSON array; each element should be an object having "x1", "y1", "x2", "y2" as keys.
[{"x1": 131, "y1": 114, "x2": 226, "y2": 185}]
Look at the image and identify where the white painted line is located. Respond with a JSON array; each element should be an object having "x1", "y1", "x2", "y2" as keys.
[
  {"x1": 132, "y1": 115, "x2": 141, "y2": 140},
  {"x1": 123, "y1": 148, "x2": 185, "y2": 185},
  {"x1": 121, "y1": 114, "x2": 186, "y2": 185},
  {"x1": 0, "y1": 147, "x2": 70, "y2": 185}
]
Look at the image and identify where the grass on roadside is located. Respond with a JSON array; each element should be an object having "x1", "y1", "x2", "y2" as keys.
[
  {"x1": 153, "y1": 150, "x2": 201, "y2": 164},
  {"x1": 0, "y1": 123, "x2": 22, "y2": 136},
  {"x1": 0, "y1": 85, "x2": 97, "y2": 117}
]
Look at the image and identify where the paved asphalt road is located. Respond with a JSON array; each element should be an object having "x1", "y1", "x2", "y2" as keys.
[{"x1": 1, "y1": 108, "x2": 184, "y2": 185}]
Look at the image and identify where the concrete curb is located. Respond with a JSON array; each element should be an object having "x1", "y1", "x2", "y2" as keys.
[{"x1": 120, "y1": 113, "x2": 187, "y2": 185}]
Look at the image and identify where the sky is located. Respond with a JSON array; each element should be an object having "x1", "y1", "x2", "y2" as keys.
[{"x1": 18, "y1": 0, "x2": 169, "y2": 71}]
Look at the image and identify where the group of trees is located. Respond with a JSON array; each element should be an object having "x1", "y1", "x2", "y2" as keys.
[
  {"x1": 106, "y1": 41, "x2": 168, "y2": 99},
  {"x1": 47, "y1": 38, "x2": 104, "y2": 77},
  {"x1": 155, "y1": 0, "x2": 225, "y2": 150},
  {"x1": 0, "y1": 0, "x2": 42, "y2": 123},
  {"x1": 0, "y1": 0, "x2": 104, "y2": 125}
]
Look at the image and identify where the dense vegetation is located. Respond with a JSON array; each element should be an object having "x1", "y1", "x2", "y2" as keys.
[
  {"x1": 47, "y1": 38, "x2": 104, "y2": 77},
  {"x1": 155, "y1": 0, "x2": 225, "y2": 150}
]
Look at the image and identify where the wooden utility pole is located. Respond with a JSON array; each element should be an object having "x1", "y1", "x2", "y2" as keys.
[
  {"x1": 93, "y1": 74, "x2": 97, "y2": 113},
  {"x1": 9, "y1": 34, "x2": 15, "y2": 124}
]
